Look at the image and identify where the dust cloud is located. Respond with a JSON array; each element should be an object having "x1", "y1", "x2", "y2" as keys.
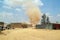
[{"x1": 25, "y1": 2, "x2": 41, "y2": 27}]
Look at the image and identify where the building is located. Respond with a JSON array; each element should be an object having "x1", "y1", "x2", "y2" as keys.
[
  {"x1": 36, "y1": 23, "x2": 60, "y2": 30},
  {"x1": 53, "y1": 23, "x2": 60, "y2": 29}
]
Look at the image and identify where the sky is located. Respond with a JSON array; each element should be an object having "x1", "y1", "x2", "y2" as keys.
[{"x1": 0, "y1": 0, "x2": 60, "y2": 23}]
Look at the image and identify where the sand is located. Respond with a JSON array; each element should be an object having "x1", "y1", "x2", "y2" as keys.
[{"x1": 0, "y1": 28, "x2": 60, "y2": 40}]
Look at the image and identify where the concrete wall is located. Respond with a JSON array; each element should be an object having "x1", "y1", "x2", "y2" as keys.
[
  {"x1": 36, "y1": 24, "x2": 53, "y2": 29},
  {"x1": 45, "y1": 24, "x2": 53, "y2": 29}
]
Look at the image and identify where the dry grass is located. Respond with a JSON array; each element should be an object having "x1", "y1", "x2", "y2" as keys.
[{"x1": 0, "y1": 28, "x2": 60, "y2": 40}]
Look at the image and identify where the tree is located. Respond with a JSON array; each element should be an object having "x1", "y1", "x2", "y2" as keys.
[
  {"x1": 41, "y1": 14, "x2": 46, "y2": 24},
  {"x1": 46, "y1": 17, "x2": 50, "y2": 24},
  {"x1": 41, "y1": 14, "x2": 50, "y2": 24}
]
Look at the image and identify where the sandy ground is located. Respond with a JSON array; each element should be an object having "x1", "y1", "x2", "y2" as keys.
[{"x1": 0, "y1": 28, "x2": 60, "y2": 40}]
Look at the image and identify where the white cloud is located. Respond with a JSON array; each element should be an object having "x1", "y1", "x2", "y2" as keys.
[
  {"x1": 3, "y1": 5, "x2": 12, "y2": 9},
  {"x1": 45, "y1": 13, "x2": 50, "y2": 16},
  {"x1": 49, "y1": 16, "x2": 53, "y2": 18},
  {"x1": 4, "y1": 0, "x2": 44, "y2": 8},
  {"x1": 57, "y1": 14, "x2": 60, "y2": 17},
  {"x1": 32, "y1": 0, "x2": 44, "y2": 6},
  {"x1": 0, "y1": 12, "x2": 28, "y2": 23},
  {"x1": 0, "y1": 12, "x2": 14, "y2": 23},
  {"x1": 45, "y1": 13, "x2": 53, "y2": 18},
  {"x1": 0, "y1": 12, "x2": 13, "y2": 18},
  {"x1": 4, "y1": 0, "x2": 17, "y2": 7},
  {"x1": 15, "y1": 8, "x2": 21, "y2": 11}
]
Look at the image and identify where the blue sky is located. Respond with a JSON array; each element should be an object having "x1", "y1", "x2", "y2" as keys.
[{"x1": 0, "y1": 0, "x2": 60, "y2": 23}]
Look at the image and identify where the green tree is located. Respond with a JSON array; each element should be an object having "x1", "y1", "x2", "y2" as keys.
[{"x1": 41, "y1": 14, "x2": 46, "y2": 24}]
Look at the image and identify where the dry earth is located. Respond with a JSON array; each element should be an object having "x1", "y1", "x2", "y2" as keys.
[{"x1": 0, "y1": 28, "x2": 60, "y2": 40}]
